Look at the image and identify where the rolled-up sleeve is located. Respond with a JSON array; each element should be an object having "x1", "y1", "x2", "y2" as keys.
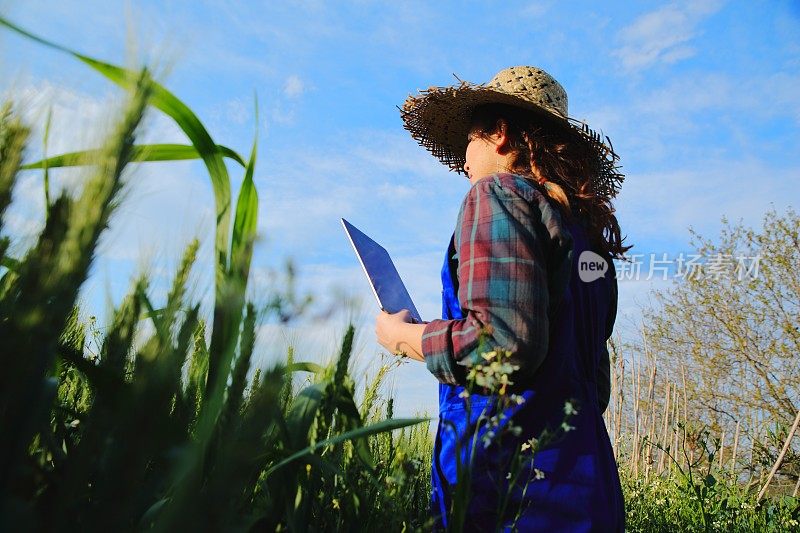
[{"x1": 421, "y1": 176, "x2": 556, "y2": 386}]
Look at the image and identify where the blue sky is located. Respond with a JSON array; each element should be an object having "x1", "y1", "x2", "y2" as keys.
[{"x1": 1, "y1": 0, "x2": 799, "y2": 420}]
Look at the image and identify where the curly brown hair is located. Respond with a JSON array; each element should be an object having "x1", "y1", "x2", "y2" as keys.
[{"x1": 469, "y1": 104, "x2": 632, "y2": 260}]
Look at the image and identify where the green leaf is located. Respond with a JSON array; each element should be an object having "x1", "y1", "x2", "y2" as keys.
[
  {"x1": 220, "y1": 303, "x2": 257, "y2": 430},
  {"x1": 334, "y1": 391, "x2": 377, "y2": 471},
  {"x1": 286, "y1": 362, "x2": 324, "y2": 374},
  {"x1": 21, "y1": 143, "x2": 246, "y2": 170},
  {"x1": 286, "y1": 382, "x2": 327, "y2": 450},
  {"x1": 229, "y1": 131, "x2": 258, "y2": 281},
  {"x1": 263, "y1": 417, "x2": 429, "y2": 478},
  {"x1": 137, "y1": 284, "x2": 170, "y2": 343},
  {"x1": 202, "y1": 101, "x2": 259, "y2": 441}
]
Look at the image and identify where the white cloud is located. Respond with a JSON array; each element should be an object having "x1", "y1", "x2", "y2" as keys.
[
  {"x1": 613, "y1": 1, "x2": 724, "y2": 71},
  {"x1": 267, "y1": 100, "x2": 296, "y2": 126},
  {"x1": 254, "y1": 129, "x2": 465, "y2": 268},
  {"x1": 375, "y1": 182, "x2": 415, "y2": 200},
  {"x1": 576, "y1": 67, "x2": 800, "y2": 221},
  {"x1": 615, "y1": 159, "x2": 799, "y2": 249},
  {"x1": 283, "y1": 75, "x2": 305, "y2": 98},
  {"x1": 626, "y1": 71, "x2": 800, "y2": 123},
  {"x1": 520, "y1": 1, "x2": 552, "y2": 19},
  {"x1": 210, "y1": 96, "x2": 251, "y2": 126}
]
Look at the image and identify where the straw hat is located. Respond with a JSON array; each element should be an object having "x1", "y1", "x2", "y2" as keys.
[{"x1": 400, "y1": 66, "x2": 624, "y2": 199}]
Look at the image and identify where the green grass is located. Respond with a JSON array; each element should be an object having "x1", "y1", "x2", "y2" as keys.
[
  {"x1": 620, "y1": 464, "x2": 800, "y2": 532},
  {"x1": 0, "y1": 18, "x2": 429, "y2": 532}
]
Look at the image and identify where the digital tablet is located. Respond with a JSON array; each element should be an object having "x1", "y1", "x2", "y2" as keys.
[{"x1": 341, "y1": 218, "x2": 422, "y2": 323}]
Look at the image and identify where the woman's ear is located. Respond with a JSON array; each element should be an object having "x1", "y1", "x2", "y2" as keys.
[{"x1": 492, "y1": 119, "x2": 511, "y2": 153}]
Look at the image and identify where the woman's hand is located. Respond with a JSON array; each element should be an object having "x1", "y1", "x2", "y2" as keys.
[
  {"x1": 375, "y1": 309, "x2": 414, "y2": 353},
  {"x1": 375, "y1": 309, "x2": 427, "y2": 362}
]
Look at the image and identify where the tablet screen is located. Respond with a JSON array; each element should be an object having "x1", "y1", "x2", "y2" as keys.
[{"x1": 341, "y1": 218, "x2": 422, "y2": 323}]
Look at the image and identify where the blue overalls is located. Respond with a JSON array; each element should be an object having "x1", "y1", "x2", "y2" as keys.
[{"x1": 429, "y1": 217, "x2": 625, "y2": 532}]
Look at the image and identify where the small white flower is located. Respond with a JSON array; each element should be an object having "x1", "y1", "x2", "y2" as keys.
[
  {"x1": 459, "y1": 390, "x2": 470, "y2": 399},
  {"x1": 563, "y1": 401, "x2": 578, "y2": 416},
  {"x1": 561, "y1": 422, "x2": 575, "y2": 433},
  {"x1": 533, "y1": 468, "x2": 545, "y2": 480},
  {"x1": 521, "y1": 437, "x2": 538, "y2": 452}
]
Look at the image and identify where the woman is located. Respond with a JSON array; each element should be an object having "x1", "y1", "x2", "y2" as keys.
[{"x1": 375, "y1": 66, "x2": 630, "y2": 531}]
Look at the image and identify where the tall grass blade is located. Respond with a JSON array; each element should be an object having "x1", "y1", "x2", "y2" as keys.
[
  {"x1": 21, "y1": 143, "x2": 246, "y2": 170},
  {"x1": 203, "y1": 113, "x2": 258, "y2": 406},
  {"x1": 334, "y1": 392, "x2": 378, "y2": 471},
  {"x1": 230, "y1": 130, "x2": 258, "y2": 282},
  {"x1": 220, "y1": 302, "x2": 257, "y2": 431},
  {"x1": 287, "y1": 361, "x2": 324, "y2": 374},
  {"x1": 263, "y1": 417, "x2": 430, "y2": 478},
  {"x1": 287, "y1": 382, "x2": 328, "y2": 449}
]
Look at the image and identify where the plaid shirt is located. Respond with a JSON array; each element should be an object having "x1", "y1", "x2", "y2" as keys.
[{"x1": 421, "y1": 173, "x2": 574, "y2": 386}]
